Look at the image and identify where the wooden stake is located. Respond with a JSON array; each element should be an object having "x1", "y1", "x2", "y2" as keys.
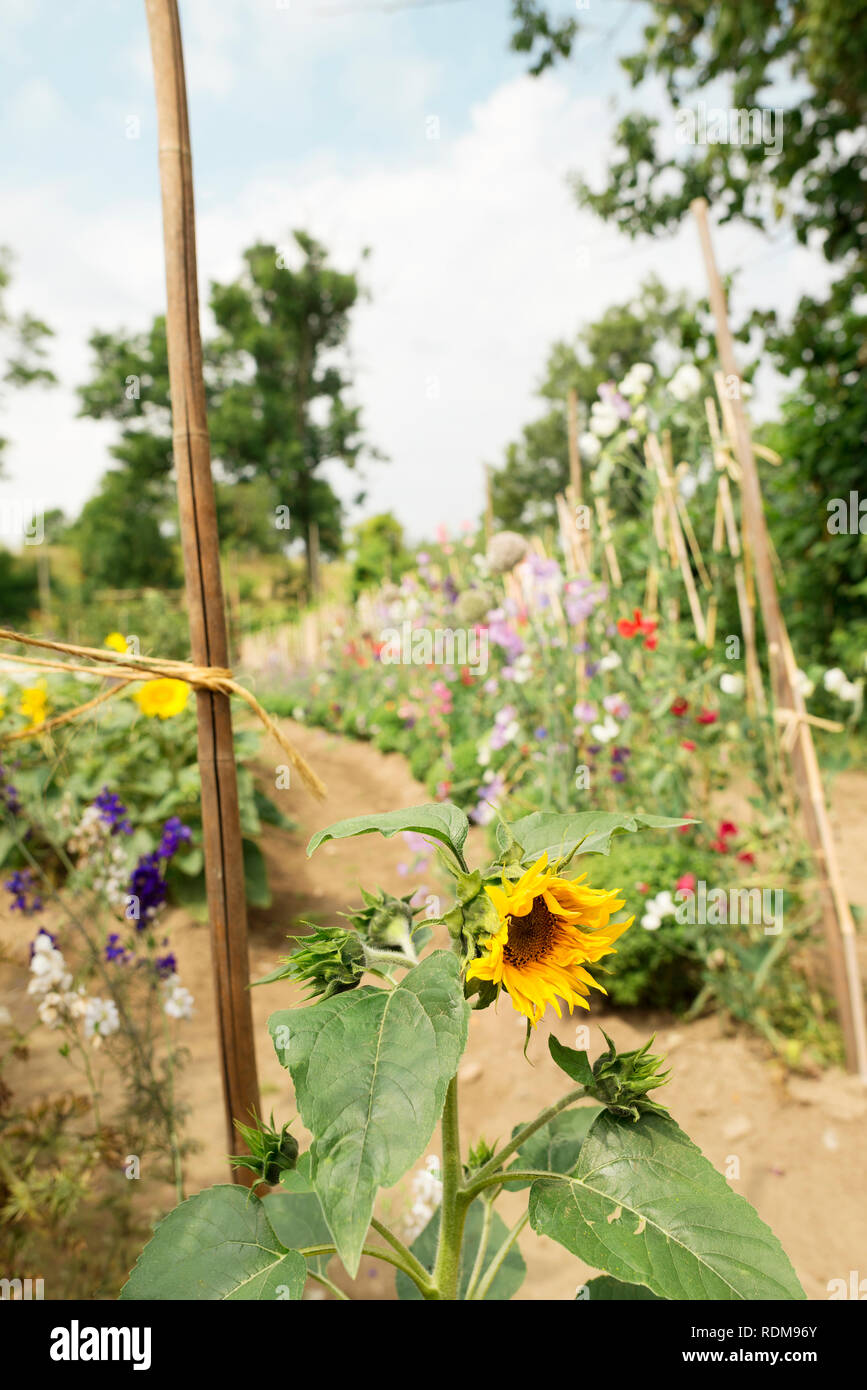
[
  {"x1": 692, "y1": 196, "x2": 867, "y2": 1079},
  {"x1": 647, "y1": 434, "x2": 707, "y2": 643},
  {"x1": 145, "y1": 0, "x2": 261, "y2": 1161}
]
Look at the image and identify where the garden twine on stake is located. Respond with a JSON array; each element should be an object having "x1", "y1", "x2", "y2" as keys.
[{"x1": 0, "y1": 626, "x2": 327, "y2": 799}]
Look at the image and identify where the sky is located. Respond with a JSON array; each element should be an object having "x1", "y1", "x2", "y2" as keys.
[{"x1": 0, "y1": 0, "x2": 834, "y2": 546}]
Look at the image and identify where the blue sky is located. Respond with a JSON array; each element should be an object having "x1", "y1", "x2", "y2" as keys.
[{"x1": 0, "y1": 0, "x2": 831, "y2": 544}]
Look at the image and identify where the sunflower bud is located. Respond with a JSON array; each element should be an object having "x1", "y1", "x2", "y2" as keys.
[
  {"x1": 272, "y1": 923, "x2": 366, "y2": 1001},
  {"x1": 589, "y1": 1031, "x2": 670, "y2": 1121},
  {"x1": 230, "y1": 1113, "x2": 299, "y2": 1186},
  {"x1": 347, "y1": 887, "x2": 416, "y2": 954}
]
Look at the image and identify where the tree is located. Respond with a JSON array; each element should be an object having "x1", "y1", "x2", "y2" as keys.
[
  {"x1": 491, "y1": 277, "x2": 716, "y2": 529},
  {"x1": 0, "y1": 247, "x2": 56, "y2": 471},
  {"x1": 208, "y1": 232, "x2": 380, "y2": 587},
  {"x1": 77, "y1": 232, "x2": 378, "y2": 595},
  {"x1": 349, "y1": 512, "x2": 410, "y2": 597}
]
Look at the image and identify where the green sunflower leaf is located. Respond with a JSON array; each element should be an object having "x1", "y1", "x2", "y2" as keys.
[
  {"x1": 307, "y1": 802, "x2": 469, "y2": 861},
  {"x1": 268, "y1": 951, "x2": 469, "y2": 1277},
  {"x1": 548, "y1": 1034, "x2": 595, "y2": 1087},
  {"x1": 529, "y1": 1111, "x2": 805, "y2": 1301},
  {"x1": 396, "y1": 1199, "x2": 526, "y2": 1301},
  {"x1": 119, "y1": 1185, "x2": 306, "y2": 1301},
  {"x1": 498, "y1": 811, "x2": 695, "y2": 864},
  {"x1": 505, "y1": 1104, "x2": 604, "y2": 1189},
  {"x1": 580, "y1": 1275, "x2": 663, "y2": 1300}
]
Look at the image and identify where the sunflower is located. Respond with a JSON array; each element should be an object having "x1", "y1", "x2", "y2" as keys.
[
  {"x1": 133, "y1": 678, "x2": 190, "y2": 719},
  {"x1": 466, "y1": 853, "x2": 633, "y2": 1026}
]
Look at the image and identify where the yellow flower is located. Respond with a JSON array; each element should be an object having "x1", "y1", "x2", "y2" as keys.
[
  {"x1": 20, "y1": 685, "x2": 48, "y2": 728},
  {"x1": 104, "y1": 631, "x2": 128, "y2": 654},
  {"x1": 133, "y1": 678, "x2": 190, "y2": 719},
  {"x1": 466, "y1": 852, "x2": 633, "y2": 1027}
]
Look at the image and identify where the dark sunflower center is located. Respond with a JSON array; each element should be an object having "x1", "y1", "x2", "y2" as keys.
[{"x1": 504, "y1": 895, "x2": 557, "y2": 967}]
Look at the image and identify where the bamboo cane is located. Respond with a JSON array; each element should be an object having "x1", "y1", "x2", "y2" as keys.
[
  {"x1": 145, "y1": 0, "x2": 261, "y2": 1163},
  {"x1": 692, "y1": 196, "x2": 867, "y2": 1080},
  {"x1": 647, "y1": 434, "x2": 707, "y2": 643}
]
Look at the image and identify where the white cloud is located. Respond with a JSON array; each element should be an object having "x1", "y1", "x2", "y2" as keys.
[{"x1": 0, "y1": 69, "x2": 838, "y2": 547}]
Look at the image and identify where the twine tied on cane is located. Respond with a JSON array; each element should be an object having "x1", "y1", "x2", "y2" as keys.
[
  {"x1": 773, "y1": 706, "x2": 844, "y2": 756},
  {"x1": 0, "y1": 627, "x2": 326, "y2": 799}
]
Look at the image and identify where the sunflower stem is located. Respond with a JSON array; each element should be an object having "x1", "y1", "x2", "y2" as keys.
[
  {"x1": 461, "y1": 1085, "x2": 586, "y2": 1197},
  {"x1": 469, "y1": 1209, "x2": 530, "y2": 1301},
  {"x1": 463, "y1": 1190, "x2": 497, "y2": 1300},
  {"x1": 430, "y1": 1074, "x2": 467, "y2": 1300}
]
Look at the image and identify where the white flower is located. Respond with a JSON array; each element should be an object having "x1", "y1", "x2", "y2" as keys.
[
  {"x1": 823, "y1": 667, "x2": 847, "y2": 694},
  {"x1": 720, "y1": 672, "x2": 745, "y2": 697},
  {"x1": 590, "y1": 401, "x2": 620, "y2": 438},
  {"x1": 668, "y1": 364, "x2": 703, "y2": 401},
  {"x1": 163, "y1": 975, "x2": 194, "y2": 1021},
  {"x1": 83, "y1": 997, "x2": 120, "y2": 1041},
  {"x1": 37, "y1": 992, "x2": 66, "y2": 1029},
  {"x1": 291, "y1": 706, "x2": 305, "y2": 722},
  {"x1": 597, "y1": 652, "x2": 621, "y2": 673},
  {"x1": 838, "y1": 679, "x2": 860, "y2": 703},
  {"x1": 794, "y1": 669, "x2": 814, "y2": 699},
  {"x1": 641, "y1": 890, "x2": 677, "y2": 931},
  {"x1": 590, "y1": 715, "x2": 619, "y2": 743},
  {"x1": 619, "y1": 363, "x2": 653, "y2": 397},
  {"x1": 578, "y1": 431, "x2": 601, "y2": 462},
  {"x1": 476, "y1": 740, "x2": 491, "y2": 767},
  {"x1": 486, "y1": 531, "x2": 527, "y2": 575}
]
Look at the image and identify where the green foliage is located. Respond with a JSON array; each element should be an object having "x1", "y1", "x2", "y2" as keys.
[
  {"x1": 307, "y1": 802, "x2": 470, "y2": 864},
  {"x1": 529, "y1": 1111, "x2": 805, "y2": 1301},
  {"x1": 350, "y1": 512, "x2": 411, "y2": 597},
  {"x1": 122, "y1": 805, "x2": 804, "y2": 1302},
  {"x1": 499, "y1": 810, "x2": 693, "y2": 863},
  {"x1": 269, "y1": 951, "x2": 469, "y2": 1276},
  {"x1": 0, "y1": 548, "x2": 38, "y2": 624},
  {"x1": 120, "y1": 1186, "x2": 307, "y2": 1300},
  {"x1": 397, "y1": 1199, "x2": 526, "y2": 1300}
]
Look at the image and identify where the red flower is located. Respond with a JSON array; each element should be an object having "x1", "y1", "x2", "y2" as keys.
[
  {"x1": 719, "y1": 821, "x2": 739, "y2": 838},
  {"x1": 617, "y1": 607, "x2": 658, "y2": 641},
  {"x1": 677, "y1": 873, "x2": 696, "y2": 893},
  {"x1": 710, "y1": 839, "x2": 729, "y2": 853},
  {"x1": 460, "y1": 666, "x2": 475, "y2": 686},
  {"x1": 643, "y1": 633, "x2": 658, "y2": 651},
  {"x1": 737, "y1": 851, "x2": 756, "y2": 866},
  {"x1": 680, "y1": 739, "x2": 697, "y2": 752},
  {"x1": 697, "y1": 708, "x2": 718, "y2": 725},
  {"x1": 635, "y1": 881, "x2": 650, "y2": 895},
  {"x1": 670, "y1": 697, "x2": 689, "y2": 717}
]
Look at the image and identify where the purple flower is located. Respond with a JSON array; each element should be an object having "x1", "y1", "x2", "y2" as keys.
[
  {"x1": 573, "y1": 701, "x2": 598, "y2": 724},
  {"x1": 611, "y1": 745, "x2": 631, "y2": 765},
  {"x1": 155, "y1": 951, "x2": 177, "y2": 979},
  {"x1": 534, "y1": 726, "x2": 548, "y2": 740},
  {"x1": 5, "y1": 870, "x2": 41, "y2": 914},
  {"x1": 127, "y1": 854, "x2": 167, "y2": 925},
  {"x1": 93, "y1": 787, "x2": 133, "y2": 835},
  {"x1": 487, "y1": 610, "x2": 524, "y2": 661},
  {"x1": 157, "y1": 817, "x2": 192, "y2": 860},
  {"x1": 105, "y1": 933, "x2": 130, "y2": 964}
]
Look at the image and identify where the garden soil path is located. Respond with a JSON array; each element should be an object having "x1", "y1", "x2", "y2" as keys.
[{"x1": 2, "y1": 722, "x2": 866, "y2": 1300}]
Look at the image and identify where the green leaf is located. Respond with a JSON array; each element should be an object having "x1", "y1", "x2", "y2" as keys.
[
  {"x1": 269, "y1": 951, "x2": 469, "y2": 1276},
  {"x1": 581, "y1": 1275, "x2": 662, "y2": 1301},
  {"x1": 506, "y1": 1104, "x2": 604, "y2": 1190},
  {"x1": 263, "y1": 1190, "x2": 332, "y2": 1275},
  {"x1": 548, "y1": 1034, "x2": 595, "y2": 1087},
  {"x1": 396, "y1": 1199, "x2": 526, "y2": 1301},
  {"x1": 119, "y1": 1185, "x2": 306, "y2": 1300},
  {"x1": 307, "y1": 802, "x2": 469, "y2": 862},
  {"x1": 499, "y1": 811, "x2": 694, "y2": 863},
  {"x1": 254, "y1": 786, "x2": 295, "y2": 831},
  {"x1": 529, "y1": 1112, "x2": 805, "y2": 1301},
  {"x1": 243, "y1": 837, "x2": 271, "y2": 908}
]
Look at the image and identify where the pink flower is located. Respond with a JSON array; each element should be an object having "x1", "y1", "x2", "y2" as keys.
[
  {"x1": 676, "y1": 873, "x2": 696, "y2": 893},
  {"x1": 635, "y1": 881, "x2": 650, "y2": 895},
  {"x1": 680, "y1": 739, "x2": 697, "y2": 752}
]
